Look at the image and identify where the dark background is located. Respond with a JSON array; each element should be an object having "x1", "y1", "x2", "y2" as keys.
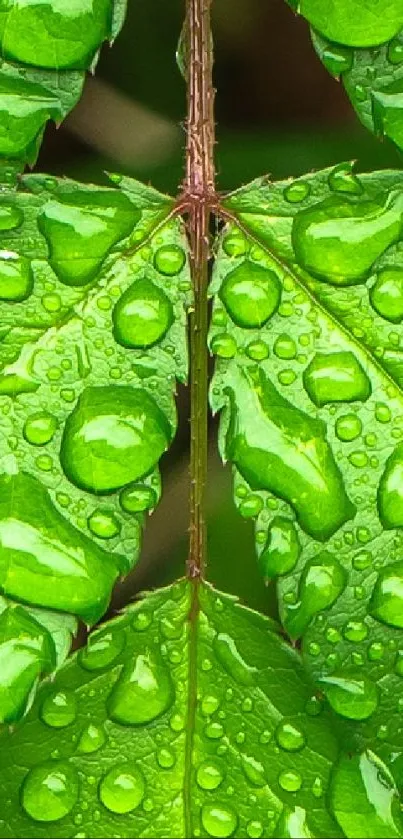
[{"x1": 39, "y1": 0, "x2": 402, "y2": 617}]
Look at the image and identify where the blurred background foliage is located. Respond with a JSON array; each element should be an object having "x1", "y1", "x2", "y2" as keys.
[{"x1": 36, "y1": 0, "x2": 402, "y2": 619}]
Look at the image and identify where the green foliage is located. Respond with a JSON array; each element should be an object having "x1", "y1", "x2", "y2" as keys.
[{"x1": 0, "y1": 0, "x2": 402, "y2": 837}]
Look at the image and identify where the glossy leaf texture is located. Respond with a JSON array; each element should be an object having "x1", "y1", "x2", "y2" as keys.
[
  {"x1": 0, "y1": 0, "x2": 126, "y2": 164},
  {"x1": 0, "y1": 580, "x2": 358, "y2": 839},
  {"x1": 0, "y1": 173, "x2": 190, "y2": 724},
  {"x1": 210, "y1": 164, "x2": 403, "y2": 794},
  {"x1": 288, "y1": 0, "x2": 403, "y2": 153}
]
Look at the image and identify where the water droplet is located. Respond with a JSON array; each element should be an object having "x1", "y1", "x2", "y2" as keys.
[
  {"x1": 273, "y1": 806, "x2": 312, "y2": 838},
  {"x1": 241, "y1": 754, "x2": 266, "y2": 787},
  {"x1": 246, "y1": 820, "x2": 263, "y2": 838},
  {"x1": 286, "y1": 551, "x2": 347, "y2": 638},
  {"x1": 210, "y1": 334, "x2": 237, "y2": 359},
  {"x1": 220, "y1": 262, "x2": 281, "y2": 328},
  {"x1": 284, "y1": 182, "x2": 310, "y2": 203},
  {"x1": 275, "y1": 721, "x2": 305, "y2": 752},
  {"x1": 0, "y1": 472, "x2": 118, "y2": 624},
  {"x1": 239, "y1": 494, "x2": 263, "y2": 518},
  {"x1": 60, "y1": 386, "x2": 171, "y2": 494},
  {"x1": 274, "y1": 334, "x2": 297, "y2": 360},
  {"x1": 213, "y1": 633, "x2": 257, "y2": 686},
  {"x1": 0, "y1": 250, "x2": 33, "y2": 301},
  {"x1": 335, "y1": 413, "x2": 362, "y2": 442},
  {"x1": 107, "y1": 651, "x2": 174, "y2": 725},
  {"x1": 120, "y1": 483, "x2": 157, "y2": 514},
  {"x1": 328, "y1": 163, "x2": 362, "y2": 194},
  {"x1": 330, "y1": 750, "x2": 403, "y2": 838},
  {"x1": 226, "y1": 366, "x2": 355, "y2": 541},
  {"x1": 343, "y1": 620, "x2": 368, "y2": 642},
  {"x1": 259, "y1": 516, "x2": 300, "y2": 580},
  {"x1": 80, "y1": 626, "x2": 126, "y2": 671},
  {"x1": 77, "y1": 723, "x2": 106, "y2": 754},
  {"x1": 132, "y1": 610, "x2": 152, "y2": 632},
  {"x1": 222, "y1": 231, "x2": 249, "y2": 258},
  {"x1": 21, "y1": 761, "x2": 78, "y2": 822},
  {"x1": 40, "y1": 689, "x2": 76, "y2": 728},
  {"x1": 370, "y1": 268, "x2": 403, "y2": 323},
  {"x1": 201, "y1": 803, "x2": 238, "y2": 838},
  {"x1": 388, "y1": 38, "x2": 403, "y2": 65},
  {"x1": 0, "y1": 203, "x2": 23, "y2": 230},
  {"x1": 246, "y1": 340, "x2": 269, "y2": 361},
  {"x1": 303, "y1": 352, "x2": 371, "y2": 406},
  {"x1": 368, "y1": 642, "x2": 384, "y2": 661},
  {"x1": 320, "y1": 672, "x2": 379, "y2": 720},
  {"x1": 375, "y1": 403, "x2": 391, "y2": 424},
  {"x1": 23, "y1": 412, "x2": 57, "y2": 446},
  {"x1": 87, "y1": 509, "x2": 120, "y2": 540},
  {"x1": 39, "y1": 191, "x2": 139, "y2": 286},
  {"x1": 370, "y1": 561, "x2": 403, "y2": 628},
  {"x1": 292, "y1": 191, "x2": 403, "y2": 285},
  {"x1": 113, "y1": 278, "x2": 173, "y2": 349},
  {"x1": 157, "y1": 747, "x2": 176, "y2": 769},
  {"x1": 201, "y1": 694, "x2": 220, "y2": 716},
  {"x1": 378, "y1": 443, "x2": 403, "y2": 529},
  {"x1": 99, "y1": 763, "x2": 145, "y2": 814},
  {"x1": 197, "y1": 760, "x2": 224, "y2": 790},
  {"x1": 154, "y1": 244, "x2": 185, "y2": 275},
  {"x1": 205, "y1": 721, "x2": 224, "y2": 739},
  {"x1": 278, "y1": 770, "x2": 302, "y2": 792}
]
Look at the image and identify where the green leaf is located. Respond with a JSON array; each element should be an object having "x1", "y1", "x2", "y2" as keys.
[
  {"x1": 0, "y1": 0, "x2": 127, "y2": 163},
  {"x1": 0, "y1": 581, "x2": 349, "y2": 838},
  {"x1": 292, "y1": 7, "x2": 403, "y2": 153},
  {"x1": 0, "y1": 174, "x2": 190, "y2": 722},
  {"x1": 209, "y1": 164, "x2": 403, "y2": 787}
]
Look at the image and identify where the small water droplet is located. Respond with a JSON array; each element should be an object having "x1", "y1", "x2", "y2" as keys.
[
  {"x1": 278, "y1": 770, "x2": 302, "y2": 792},
  {"x1": 213, "y1": 633, "x2": 257, "y2": 686},
  {"x1": 156, "y1": 747, "x2": 176, "y2": 769},
  {"x1": 197, "y1": 760, "x2": 224, "y2": 790},
  {"x1": 40, "y1": 690, "x2": 76, "y2": 728},
  {"x1": 113, "y1": 278, "x2": 173, "y2": 349},
  {"x1": 77, "y1": 723, "x2": 106, "y2": 754},
  {"x1": 370, "y1": 561, "x2": 403, "y2": 628},
  {"x1": 285, "y1": 551, "x2": 347, "y2": 638},
  {"x1": 259, "y1": 517, "x2": 300, "y2": 580},
  {"x1": 222, "y1": 231, "x2": 249, "y2": 258},
  {"x1": 275, "y1": 721, "x2": 305, "y2": 752},
  {"x1": 241, "y1": 754, "x2": 266, "y2": 787},
  {"x1": 120, "y1": 484, "x2": 157, "y2": 514},
  {"x1": 246, "y1": 340, "x2": 269, "y2": 361},
  {"x1": 284, "y1": 182, "x2": 310, "y2": 203},
  {"x1": 23, "y1": 412, "x2": 57, "y2": 446},
  {"x1": 343, "y1": 620, "x2": 368, "y2": 642},
  {"x1": 370, "y1": 268, "x2": 403, "y2": 323},
  {"x1": 99, "y1": 763, "x2": 145, "y2": 814},
  {"x1": 303, "y1": 352, "x2": 371, "y2": 406},
  {"x1": 201, "y1": 694, "x2": 220, "y2": 716},
  {"x1": 335, "y1": 412, "x2": 362, "y2": 442},
  {"x1": 210, "y1": 333, "x2": 237, "y2": 359},
  {"x1": 274, "y1": 333, "x2": 297, "y2": 360}
]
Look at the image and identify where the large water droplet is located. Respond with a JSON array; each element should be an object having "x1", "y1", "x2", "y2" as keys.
[
  {"x1": 319, "y1": 672, "x2": 379, "y2": 720},
  {"x1": 259, "y1": 516, "x2": 300, "y2": 580},
  {"x1": 278, "y1": 770, "x2": 302, "y2": 792},
  {"x1": 378, "y1": 443, "x2": 403, "y2": 529},
  {"x1": 39, "y1": 190, "x2": 139, "y2": 286},
  {"x1": 201, "y1": 803, "x2": 238, "y2": 838},
  {"x1": 220, "y1": 262, "x2": 281, "y2": 328},
  {"x1": 113, "y1": 278, "x2": 174, "y2": 349},
  {"x1": 99, "y1": 763, "x2": 145, "y2": 814},
  {"x1": 292, "y1": 191, "x2": 403, "y2": 285},
  {"x1": 330, "y1": 750, "x2": 403, "y2": 838},
  {"x1": 60, "y1": 385, "x2": 171, "y2": 494},
  {"x1": 107, "y1": 651, "x2": 174, "y2": 725},
  {"x1": 79, "y1": 626, "x2": 126, "y2": 671},
  {"x1": 87, "y1": 509, "x2": 120, "y2": 540},
  {"x1": 370, "y1": 561, "x2": 403, "y2": 629},
  {"x1": 77, "y1": 723, "x2": 106, "y2": 754},
  {"x1": 303, "y1": 352, "x2": 371, "y2": 406},
  {"x1": 197, "y1": 760, "x2": 224, "y2": 790},
  {"x1": 0, "y1": 605, "x2": 55, "y2": 723},
  {"x1": 23, "y1": 412, "x2": 57, "y2": 446},
  {"x1": 226, "y1": 366, "x2": 355, "y2": 541},
  {"x1": 273, "y1": 806, "x2": 313, "y2": 838},
  {"x1": 285, "y1": 552, "x2": 347, "y2": 638},
  {"x1": 21, "y1": 761, "x2": 79, "y2": 822},
  {"x1": 0, "y1": 0, "x2": 112, "y2": 69},
  {"x1": 40, "y1": 689, "x2": 77, "y2": 728},
  {"x1": 335, "y1": 412, "x2": 362, "y2": 442},
  {"x1": 120, "y1": 483, "x2": 157, "y2": 513},
  {"x1": 0, "y1": 472, "x2": 118, "y2": 624},
  {"x1": 275, "y1": 721, "x2": 305, "y2": 752},
  {"x1": 213, "y1": 633, "x2": 257, "y2": 686},
  {"x1": 370, "y1": 268, "x2": 403, "y2": 323},
  {"x1": 0, "y1": 250, "x2": 33, "y2": 301}
]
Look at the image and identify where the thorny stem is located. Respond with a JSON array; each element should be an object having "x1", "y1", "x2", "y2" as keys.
[{"x1": 184, "y1": 0, "x2": 215, "y2": 579}]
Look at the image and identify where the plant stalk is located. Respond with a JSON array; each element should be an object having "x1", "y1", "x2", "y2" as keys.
[{"x1": 185, "y1": 0, "x2": 215, "y2": 579}]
